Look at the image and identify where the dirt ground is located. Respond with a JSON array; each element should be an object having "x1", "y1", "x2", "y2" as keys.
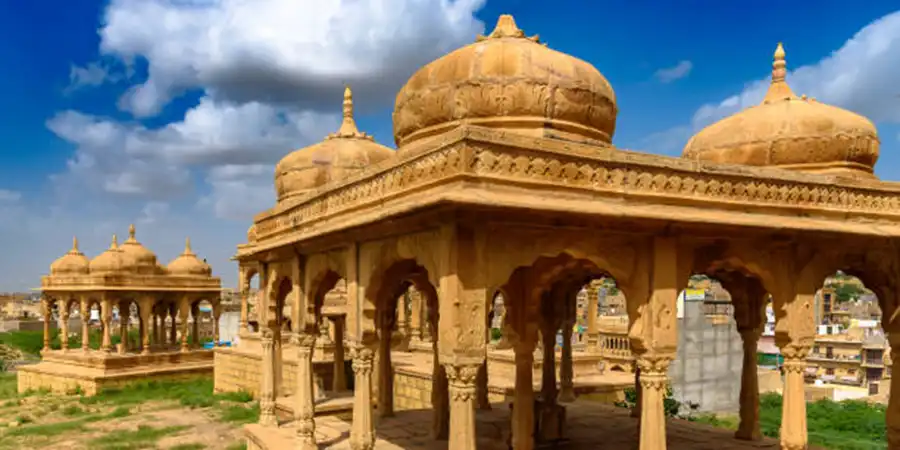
[{"x1": 0, "y1": 375, "x2": 249, "y2": 450}]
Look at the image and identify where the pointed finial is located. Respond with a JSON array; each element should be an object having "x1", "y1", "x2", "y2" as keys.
[
  {"x1": 477, "y1": 14, "x2": 539, "y2": 43},
  {"x1": 772, "y1": 42, "x2": 786, "y2": 82},
  {"x1": 334, "y1": 85, "x2": 361, "y2": 136},
  {"x1": 763, "y1": 42, "x2": 796, "y2": 103},
  {"x1": 110, "y1": 234, "x2": 119, "y2": 250},
  {"x1": 71, "y1": 236, "x2": 80, "y2": 253},
  {"x1": 184, "y1": 237, "x2": 193, "y2": 255},
  {"x1": 128, "y1": 224, "x2": 136, "y2": 240}
]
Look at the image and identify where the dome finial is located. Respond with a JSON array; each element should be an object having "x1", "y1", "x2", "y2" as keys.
[
  {"x1": 184, "y1": 237, "x2": 193, "y2": 255},
  {"x1": 763, "y1": 42, "x2": 796, "y2": 103},
  {"x1": 477, "y1": 14, "x2": 539, "y2": 43},
  {"x1": 128, "y1": 224, "x2": 136, "y2": 241},
  {"x1": 772, "y1": 42, "x2": 786, "y2": 82},
  {"x1": 110, "y1": 234, "x2": 119, "y2": 250},
  {"x1": 336, "y1": 85, "x2": 361, "y2": 136},
  {"x1": 71, "y1": 236, "x2": 80, "y2": 253}
]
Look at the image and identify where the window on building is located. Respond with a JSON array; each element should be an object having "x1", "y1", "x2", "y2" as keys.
[
  {"x1": 826, "y1": 347, "x2": 834, "y2": 358},
  {"x1": 813, "y1": 345, "x2": 819, "y2": 354},
  {"x1": 848, "y1": 368, "x2": 856, "y2": 375},
  {"x1": 823, "y1": 292, "x2": 832, "y2": 314},
  {"x1": 826, "y1": 368, "x2": 835, "y2": 376}
]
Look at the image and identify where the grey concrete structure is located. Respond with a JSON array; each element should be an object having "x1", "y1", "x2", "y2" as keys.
[{"x1": 669, "y1": 297, "x2": 743, "y2": 413}]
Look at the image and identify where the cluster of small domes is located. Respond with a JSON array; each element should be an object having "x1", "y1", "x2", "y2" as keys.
[
  {"x1": 272, "y1": 15, "x2": 881, "y2": 205},
  {"x1": 49, "y1": 225, "x2": 212, "y2": 278}
]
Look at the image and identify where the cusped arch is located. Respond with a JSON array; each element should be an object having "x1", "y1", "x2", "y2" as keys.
[{"x1": 693, "y1": 242, "x2": 779, "y2": 297}]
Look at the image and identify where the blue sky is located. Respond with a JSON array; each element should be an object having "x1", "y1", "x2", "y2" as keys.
[{"x1": 0, "y1": 0, "x2": 898, "y2": 291}]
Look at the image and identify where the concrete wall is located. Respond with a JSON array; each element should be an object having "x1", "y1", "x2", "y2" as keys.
[
  {"x1": 218, "y1": 311, "x2": 240, "y2": 343},
  {"x1": 669, "y1": 300, "x2": 743, "y2": 413}
]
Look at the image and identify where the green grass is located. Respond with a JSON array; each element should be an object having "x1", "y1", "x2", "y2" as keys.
[
  {"x1": 693, "y1": 393, "x2": 886, "y2": 450},
  {"x1": 170, "y1": 444, "x2": 206, "y2": 450},
  {"x1": 0, "y1": 373, "x2": 17, "y2": 399},
  {"x1": 219, "y1": 402, "x2": 260, "y2": 424},
  {"x1": 226, "y1": 443, "x2": 247, "y2": 450},
  {"x1": 81, "y1": 377, "x2": 252, "y2": 410},
  {"x1": 89, "y1": 424, "x2": 189, "y2": 450}
]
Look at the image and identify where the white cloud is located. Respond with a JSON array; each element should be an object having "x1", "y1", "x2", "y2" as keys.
[
  {"x1": 0, "y1": 189, "x2": 21, "y2": 203},
  {"x1": 9, "y1": 0, "x2": 488, "y2": 292},
  {"x1": 654, "y1": 60, "x2": 693, "y2": 84},
  {"x1": 691, "y1": 11, "x2": 900, "y2": 131},
  {"x1": 640, "y1": 11, "x2": 900, "y2": 162},
  {"x1": 99, "y1": 0, "x2": 487, "y2": 117}
]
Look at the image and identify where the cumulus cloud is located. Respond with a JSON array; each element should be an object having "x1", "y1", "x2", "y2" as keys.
[
  {"x1": 99, "y1": 0, "x2": 487, "y2": 117},
  {"x1": 691, "y1": 11, "x2": 900, "y2": 130},
  {"x1": 48, "y1": 0, "x2": 486, "y2": 221},
  {"x1": 15, "y1": 0, "x2": 487, "y2": 291},
  {"x1": 0, "y1": 189, "x2": 21, "y2": 203},
  {"x1": 640, "y1": 11, "x2": 900, "y2": 160},
  {"x1": 654, "y1": 60, "x2": 693, "y2": 83}
]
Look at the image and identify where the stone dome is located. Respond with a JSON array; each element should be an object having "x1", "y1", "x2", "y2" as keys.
[
  {"x1": 392, "y1": 14, "x2": 617, "y2": 149},
  {"x1": 274, "y1": 87, "x2": 394, "y2": 203},
  {"x1": 167, "y1": 238, "x2": 212, "y2": 277},
  {"x1": 50, "y1": 237, "x2": 90, "y2": 276},
  {"x1": 682, "y1": 43, "x2": 880, "y2": 178},
  {"x1": 90, "y1": 235, "x2": 132, "y2": 275},
  {"x1": 120, "y1": 224, "x2": 160, "y2": 274}
]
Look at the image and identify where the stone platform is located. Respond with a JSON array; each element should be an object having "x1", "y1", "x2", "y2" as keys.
[
  {"x1": 275, "y1": 392, "x2": 355, "y2": 420},
  {"x1": 17, "y1": 348, "x2": 214, "y2": 395},
  {"x1": 214, "y1": 335, "x2": 346, "y2": 397},
  {"x1": 245, "y1": 400, "x2": 780, "y2": 449}
]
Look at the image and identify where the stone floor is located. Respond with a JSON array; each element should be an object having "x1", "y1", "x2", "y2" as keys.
[{"x1": 246, "y1": 400, "x2": 780, "y2": 449}]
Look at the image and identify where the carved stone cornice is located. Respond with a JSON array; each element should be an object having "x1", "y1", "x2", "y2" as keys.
[{"x1": 239, "y1": 126, "x2": 900, "y2": 258}]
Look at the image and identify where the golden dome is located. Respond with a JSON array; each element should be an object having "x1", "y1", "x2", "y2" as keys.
[
  {"x1": 50, "y1": 237, "x2": 90, "y2": 276},
  {"x1": 682, "y1": 43, "x2": 879, "y2": 178},
  {"x1": 274, "y1": 87, "x2": 394, "y2": 202},
  {"x1": 392, "y1": 14, "x2": 617, "y2": 149},
  {"x1": 121, "y1": 224, "x2": 160, "y2": 274},
  {"x1": 167, "y1": 238, "x2": 212, "y2": 277},
  {"x1": 90, "y1": 235, "x2": 132, "y2": 275}
]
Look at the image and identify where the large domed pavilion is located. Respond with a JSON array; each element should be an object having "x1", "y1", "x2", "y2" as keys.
[
  {"x1": 20, "y1": 225, "x2": 223, "y2": 396},
  {"x1": 233, "y1": 15, "x2": 900, "y2": 450}
]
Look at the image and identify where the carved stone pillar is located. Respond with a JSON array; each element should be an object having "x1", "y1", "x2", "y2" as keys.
[
  {"x1": 295, "y1": 333, "x2": 317, "y2": 450},
  {"x1": 59, "y1": 304, "x2": 70, "y2": 352},
  {"x1": 101, "y1": 298, "x2": 112, "y2": 353},
  {"x1": 445, "y1": 363, "x2": 480, "y2": 450},
  {"x1": 239, "y1": 286, "x2": 249, "y2": 336},
  {"x1": 396, "y1": 295, "x2": 408, "y2": 337},
  {"x1": 735, "y1": 328, "x2": 762, "y2": 441},
  {"x1": 169, "y1": 306, "x2": 177, "y2": 346},
  {"x1": 586, "y1": 287, "x2": 599, "y2": 348},
  {"x1": 886, "y1": 335, "x2": 900, "y2": 449},
  {"x1": 378, "y1": 320, "x2": 394, "y2": 417},
  {"x1": 258, "y1": 329, "x2": 277, "y2": 427},
  {"x1": 476, "y1": 361, "x2": 491, "y2": 409},
  {"x1": 409, "y1": 289, "x2": 422, "y2": 342},
  {"x1": 332, "y1": 316, "x2": 347, "y2": 391},
  {"x1": 638, "y1": 356, "x2": 672, "y2": 450},
  {"x1": 540, "y1": 324, "x2": 558, "y2": 403},
  {"x1": 430, "y1": 335, "x2": 450, "y2": 439},
  {"x1": 80, "y1": 298, "x2": 89, "y2": 352},
  {"x1": 41, "y1": 298, "x2": 51, "y2": 353},
  {"x1": 512, "y1": 342, "x2": 535, "y2": 450},
  {"x1": 631, "y1": 366, "x2": 642, "y2": 418},
  {"x1": 350, "y1": 344, "x2": 376, "y2": 450},
  {"x1": 559, "y1": 320, "x2": 576, "y2": 402},
  {"x1": 779, "y1": 345, "x2": 810, "y2": 450},
  {"x1": 179, "y1": 302, "x2": 190, "y2": 352},
  {"x1": 191, "y1": 303, "x2": 200, "y2": 346},
  {"x1": 212, "y1": 304, "x2": 221, "y2": 346},
  {"x1": 118, "y1": 301, "x2": 128, "y2": 354},
  {"x1": 139, "y1": 299, "x2": 152, "y2": 355}
]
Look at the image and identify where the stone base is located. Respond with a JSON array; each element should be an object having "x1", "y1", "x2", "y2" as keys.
[
  {"x1": 274, "y1": 392, "x2": 354, "y2": 420},
  {"x1": 17, "y1": 349, "x2": 214, "y2": 396},
  {"x1": 214, "y1": 340, "x2": 346, "y2": 397}
]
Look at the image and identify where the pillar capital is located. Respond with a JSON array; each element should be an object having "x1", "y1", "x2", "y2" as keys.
[
  {"x1": 444, "y1": 362, "x2": 480, "y2": 400},
  {"x1": 294, "y1": 331, "x2": 317, "y2": 349},
  {"x1": 350, "y1": 343, "x2": 376, "y2": 376},
  {"x1": 636, "y1": 353, "x2": 673, "y2": 376}
]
